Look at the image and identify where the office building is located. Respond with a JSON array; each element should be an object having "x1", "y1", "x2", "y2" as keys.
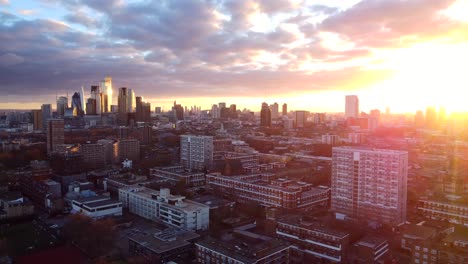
[
  {"x1": 282, "y1": 103, "x2": 287, "y2": 116},
  {"x1": 331, "y1": 147, "x2": 408, "y2": 226},
  {"x1": 119, "y1": 187, "x2": 209, "y2": 231},
  {"x1": 295, "y1": 110, "x2": 307, "y2": 128},
  {"x1": 56, "y1": 96, "x2": 68, "y2": 117},
  {"x1": 136, "y1": 96, "x2": 151, "y2": 122},
  {"x1": 41, "y1": 104, "x2": 52, "y2": 130},
  {"x1": 71, "y1": 92, "x2": 84, "y2": 116},
  {"x1": 101, "y1": 76, "x2": 112, "y2": 112},
  {"x1": 46, "y1": 119, "x2": 64, "y2": 154},
  {"x1": 207, "y1": 173, "x2": 330, "y2": 209},
  {"x1": 345, "y1": 95, "x2": 359, "y2": 118},
  {"x1": 32, "y1": 109, "x2": 43, "y2": 131},
  {"x1": 211, "y1": 104, "x2": 219, "y2": 118},
  {"x1": 180, "y1": 135, "x2": 213, "y2": 171},
  {"x1": 260, "y1": 102, "x2": 271, "y2": 127}
]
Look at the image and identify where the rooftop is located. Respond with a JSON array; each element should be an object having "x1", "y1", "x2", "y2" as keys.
[
  {"x1": 355, "y1": 235, "x2": 388, "y2": 249},
  {"x1": 278, "y1": 214, "x2": 349, "y2": 239},
  {"x1": 128, "y1": 227, "x2": 199, "y2": 254}
]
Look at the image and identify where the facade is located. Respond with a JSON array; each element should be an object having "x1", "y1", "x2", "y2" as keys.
[
  {"x1": 80, "y1": 143, "x2": 106, "y2": 169},
  {"x1": 41, "y1": 104, "x2": 52, "y2": 130},
  {"x1": 71, "y1": 195, "x2": 122, "y2": 219},
  {"x1": 270, "y1": 102, "x2": 279, "y2": 120},
  {"x1": 345, "y1": 95, "x2": 359, "y2": 118},
  {"x1": 56, "y1": 96, "x2": 68, "y2": 117},
  {"x1": 32, "y1": 109, "x2": 43, "y2": 131},
  {"x1": 260, "y1": 102, "x2": 271, "y2": 127},
  {"x1": 322, "y1": 134, "x2": 339, "y2": 145},
  {"x1": 97, "y1": 139, "x2": 118, "y2": 164},
  {"x1": 276, "y1": 215, "x2": 350, "y2": 263},
  {"x1": 71, "y1": 92, "x2": 84, "y2": 116},
  {"x1": 118, "y1": 139, "x2": 140, "y2": 162},
  {"x1": 119, "y1": 187, "x2": 209, "y2": 231},
  {"x1": 417, "y1": 199, "x2": 468, "y2": 226},
  {"x1": 282, "y1": 103, "x2": 287, "y2": 116},
  {"x1": 150, "y1": 166, "x2": 205, "y2": 186},
  {"x1": 207, "y1": 173, "x2": 330, "y2": 209},
  {"x1": 180, "y1": 135, "x2": 213, "y2": 171},
  {"x1": 295, "y1": 111, "x2": 307, "y2": 128},
  {"x1": 46, "y1": 119, "x2": 65, "y2": 154},
  {"x1": 0, "y1": 192, "x2": 34, "y2": 220},
  {"x1": 331, "y1": 147, "x2": 408, "y2": 226},
  {"x1": 354, "y1": 236, "x2": 389, "y2": 264}
]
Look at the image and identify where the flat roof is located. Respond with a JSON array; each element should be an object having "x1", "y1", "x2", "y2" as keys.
[
  {"x1": 333, "y1": 146, "x2": 408, "y2": 155},
  {"x1": 356, "y1": 235, "x2": 388, "y2": 249},
  {"x1": 278, "y1": 214, "x2": 349, "y2": 239},
  {"x1": 128, "y1": 227, "x2": 199, "y2": 254}
]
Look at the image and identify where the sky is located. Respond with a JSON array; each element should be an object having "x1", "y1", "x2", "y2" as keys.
[{"x1": 1, "y1": 0, "x2": 468, "y2": 113}]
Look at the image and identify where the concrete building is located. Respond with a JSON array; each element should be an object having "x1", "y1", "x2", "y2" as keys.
[
  {"x1": 119, "y1": 187, "x2": 209, "y2": 231},
  {"x1": 417, "y1": 199, "x2": 468, "y2": 226},
  {"x1": 331, "y1": 147, "x2": 408, "y2": 226},
  {"x1": 270, "y1": 102, "x2": 279, "y2": 120},
  {"x1": 180, "y1": 135, "x2": 213, "y2": 171},
  {"x1": 71, "y1": 195, "x2": 122, "y2": 219},
  {"x1": 295, "y1": 110, "x2": 307, "y2": 128},
  {"x1": 41, "y1": 104, "x2": 52, "y2": 130},
  {"x1": 46, "y1": 119, "x2": 64, "y2": 154},
  {"x1": 97, "y1": 139, "x2": 118, "y2": 164},
  {"x1": 32, "y1": 109, "x2": 43, "y2": 131},
  {"x1": 260, "y1": 102, "x2": 271, "y2": 127},
  {"x1": 354, "y1": 235, "x2": 389, "y2": 264},
  {"x1": 80, "y1": 143, "x2": 106, "y2": 169},
  {"x1": 322, "y1": 134, "x2": 339, "y2": 145},
  {"x1": 345, "y1": 95, "x2": 359, "y2": 118},
  {"x1": 207, "y1": 173, "x2": 330, "y2": 209},
  {"x1": 0, "y1": 192, "x2": 34, "y2": 220},
  {"x1": 276, "y1": 214, "x2": 350, "y2": 263},
  {"x1": 118, "y1": 139, "x2": 140, "y2": 162},
  {"x1": 196, "y1": 232, "x2": 290, "y2": 264},
  {"x1": 150, "y1": 166, "x2": 205, "y2": 186},
  {"x1": 128, "y1": 226, "x2": 200, "y2": 264}
]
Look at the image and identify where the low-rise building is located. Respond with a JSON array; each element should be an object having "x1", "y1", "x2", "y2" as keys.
[
  {"x1": 71, "y1": 195, "x2": 122, "y2": 219},
  {"x1": 0, "y1": 192, "x2": 34, "y2": 220},
  {"x1": 354, "y1": 235, "x2": 389, "y2": 264},
  {"x1": 150, "y1": 166, "x2": 205, "y2": 186},
  {"x1": 119, "y1": 187, "x2": 209, "y2": 231},
  {"x1": 207, "y1": 173, "x2": 330, "y2": 209},
  {"x1": 418, "y1": 199, "x2": 468, "y2": 226},
  {"x1": 276, "y1": 215, "x2": 350, "y2": 263}
]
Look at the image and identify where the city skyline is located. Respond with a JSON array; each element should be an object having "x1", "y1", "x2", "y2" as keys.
[{"x1": 1, "y1": 1, "x2": 468, "y2": 113}]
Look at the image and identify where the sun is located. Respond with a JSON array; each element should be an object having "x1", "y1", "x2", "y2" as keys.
[{"x1": 365, "y1": 42, "x2": 468, "y2": 114}]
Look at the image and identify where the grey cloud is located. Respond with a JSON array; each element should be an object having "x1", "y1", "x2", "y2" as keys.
[{"x1": 0, "y1": 53, "x2": 24, "y2": 66}]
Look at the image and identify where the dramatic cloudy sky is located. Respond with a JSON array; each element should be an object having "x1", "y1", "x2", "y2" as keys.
[{"x1": 1, "y1": 0, "x2": 468, "y2": 112}]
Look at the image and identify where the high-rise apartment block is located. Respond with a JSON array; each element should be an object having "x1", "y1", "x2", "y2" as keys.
[
  {"x1": 180, "y1": 135, "x2": 213, "y2": 171},
  {"x1": 282, "y1": 103, "x2": 287, "y2": 116},
  {"x1": 345, "y1": 95, "x2": 359, "y2": 118},
  {"x1": 118, "y1": 139, "x2": 140, "y2": 162},
  {"x1": 260, "y1": 102, "x2": 271, "y2": 127},
  {"x1": 331, "y1": 147, "x2": 408, "y2": 226},
  {"x1": 46, "y1": 119, "x2": 64, "y2": 154},
  {"x1": 32, "y1": 109, "x2": 42, "y2": 131}
]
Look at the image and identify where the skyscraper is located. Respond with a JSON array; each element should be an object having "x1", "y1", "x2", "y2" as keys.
[
  {"x1": 47, "y1": 119, "x2": 64, "y2": 154},
  {"x1": 295, "y1": 111, "x2": 307, "y2": 128},
  {"x1": 71, "y1": 92, "x2": 84, "y2": 117},
  {"x1": 345, "y1": 95, "x2": 359, "y2": 118},
  {"x1": 41, "y1": 104, "x2": 52, "y2": 130},
  {"x1": 260, "y1": 102, "x2": 271, "y2": 127},
  {"x1": 118, "y1": 87, "x2": 129, "y2": 125},
  {"x1": 127, "y1": 88, "x2": 135, "y2": 113},
  {"x1": 180, "y1": 135, "x2": 213, "y2": 171},
  {"x1": 32, "y1": 109, "x2": 42, "y2": 131},
  {"x1": 91, "y1": 85, "x2": 102, "y2": 114},
  {"x1": 100, "y1": 76, "x2": 112, "y2": 112},
  {"x1": 270, "y1": 102, "x2": 279, "y2": 120},
  {"x1": 80, "y1": 86, "x2": 86, "y2": 114},
  {"x1": 282, "y1": 103, "x2": 287, "y2": 116},
  {"x1": 136, "y1": 96, "x2": 151, "y2": 122},
  {"x1": 56, "y1": 96, "x2": 68, "y2": 117},
  {"x1": 331, "y1": 147, "x2": 408, "y2": 226}
]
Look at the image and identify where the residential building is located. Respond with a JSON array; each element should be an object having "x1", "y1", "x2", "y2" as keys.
[
  {"x1": 331, "y1": 147, "x2": 408, "y2": 226},
  {"x1": 207, "y1": 173, "x2": 330, "y2": 209},
  {"x1": 0, "y1": 192, "x2": 34, "y2": 220},
  {"x1": 118, "y1": 139, "x2": 140, "y2": 162},
  {"x1": 322, "y1": 134, "x2": 339, "y2": 145},
  {"x1": 150, "y1": 166, "x2": 205, "y2": 186},
  {"x1": 80, "y1": 143, "x2": 106, "y2": 170},
  {"x1": 32, "y1": 109, "x2": 42, "y2": 131},
  {"x1": 354, "y1": 235, "x2": 389, "y2": 264},
  {"x1": 417, "y1": 199, "x2": 468, "y2": 226},
  {"x1": 119, "y1": 187, "x2": 209, "y2": 231},
  {"x1": 295, "y1": 110, "x2": 307, "y2": 128},
  {"x1": 180, "y1": 135, "x2": 213, "y2": 171},
  {"x1": 46, "y1": 119, "x2": 64, "y2": 154}
]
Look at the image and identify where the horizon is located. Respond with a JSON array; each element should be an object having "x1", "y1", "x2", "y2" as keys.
[{"x1": 1, "y1": 0, "x2": 468, "y2": 114}]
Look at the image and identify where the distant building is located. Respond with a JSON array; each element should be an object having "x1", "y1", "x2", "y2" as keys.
[
  {"x1": 417, "y1": 199, "x2": 468, "y2": 226},
  {"x1": 118, "y1": 139, "x2": 140, "y2": 162},
  {"x1": 0, "y1": 192, "x2": 34, "y2": 220},
  {"x1": 41, "y1": 104, "x2": 52, "y2": 130},
  {"x1": 295, "y1": 110, "x2": 307, "y2": 128},
  {"x1": 32, "y1": 109, "x2": 42, "y2": 131},
  {"x1": 46, "y1": 119, "x2": 64, "y2": 154},
  {"x1": 282, "y1": 103, "x2": 287, "y2": 116},
  {"x1": 322, "y1": 134, "x2": 339, "y2": 145},
  {"x1": 80, "y1": 143, "x2": 106, "y2": 170},
  {"x1": 354, "y1": 235, "x2": 389, "y2": 264},
  {"x1": 345, "y1": 95, "x2": 359, "y2": 118},
  {"x1": 331, "y1": 147, "x2": 408, "y2": 226},
  {"x1": 180, "y1": 135, "x2": 213, "y2": 171},
  {"x1": 270, "y1": 102, "x2": 279, "y2": 120},
  {"x1": 260, "y1": 102, "x2": 271, "y2": 127},
  {"x1": 56, "y1": 96, "x2": 68, "y2": 117},
  {"x1": 97, "y1": 139, "x2": 118, "y2": 165},
  {"x1": 119, "y1": 187, "x2": 209, "y2": 231}
]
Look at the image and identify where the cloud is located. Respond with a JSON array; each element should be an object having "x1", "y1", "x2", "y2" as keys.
[
  {"x1": 0, "y1": 0, "x2": 9, "y2": 6},
  {"x1": 18, "y1": 10, "x2": 37, "y2": 16},
  {"x1": 0, "y1": 53, "x2": 24, "y2": 66}
]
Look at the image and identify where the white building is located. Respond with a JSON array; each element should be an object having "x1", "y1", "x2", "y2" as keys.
[
  {"x1": 71, "y1": 195, "x2": 122, "y2": 219},
  {"x1": 345, "y1": 95, "x2": 359, "y2": 118},
  {"x1": 119, "y1": 187, "x2": 209, "y2": 231},
  {"x1": 331, "y1": 147, "x2": 408, "y2": 226},
  {"x1": 180, "y1": 135, "x2": 213, "y2": 171}
]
